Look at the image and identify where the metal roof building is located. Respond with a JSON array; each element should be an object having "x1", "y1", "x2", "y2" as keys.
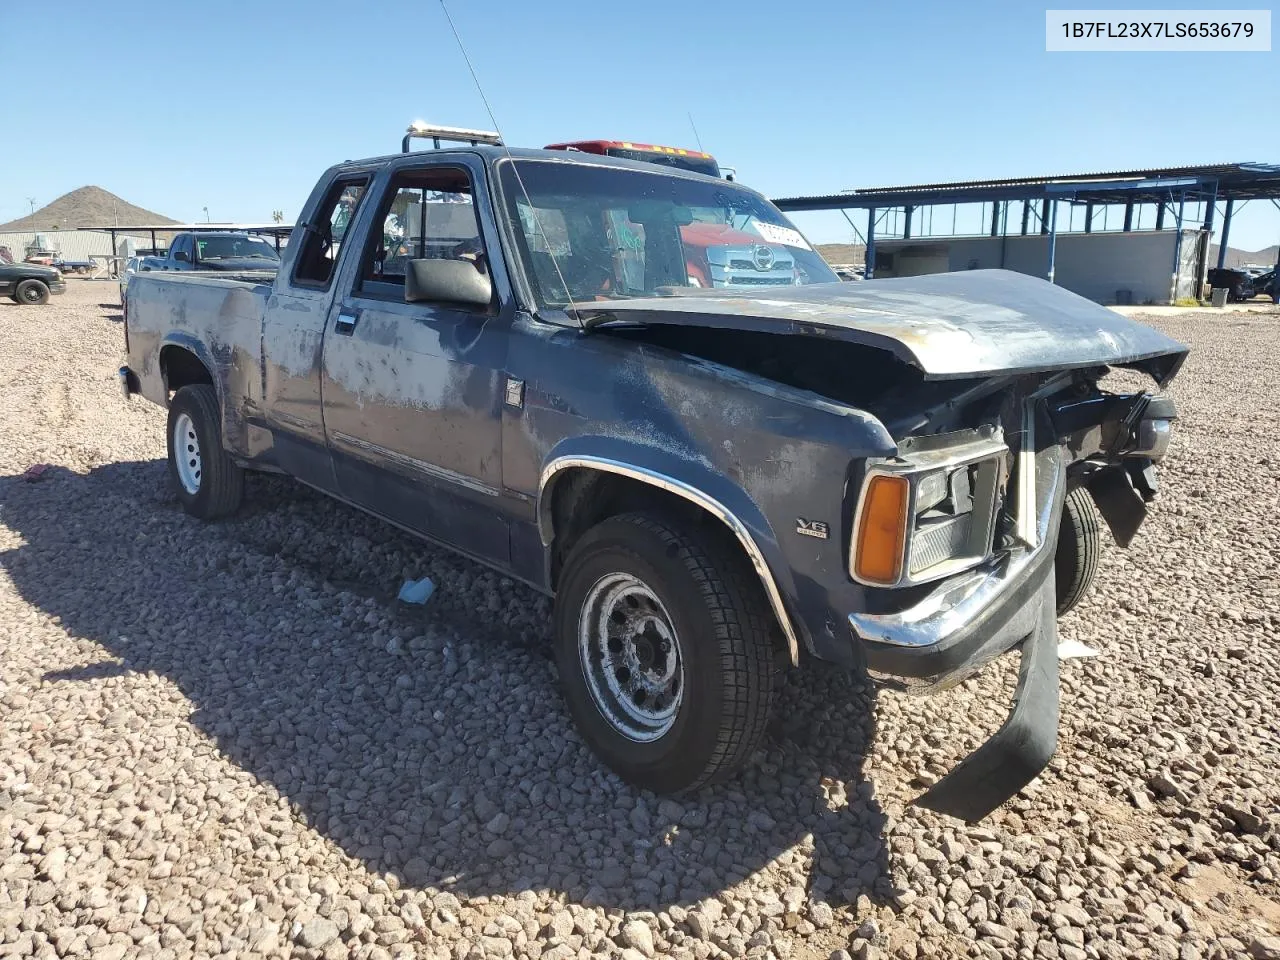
[
  {"x1": 0, "y1": 230, "x2": 153, "y2": 264},
  {"x1": 774, "y1": 162, "x2": 1280, "y2": 302}
]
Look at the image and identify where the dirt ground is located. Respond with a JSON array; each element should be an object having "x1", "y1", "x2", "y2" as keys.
[{"x1": 0, "y1": 281, "x2": 1277, "y2": 960}]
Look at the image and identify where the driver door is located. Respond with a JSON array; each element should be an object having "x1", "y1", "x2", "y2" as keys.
[{"x1": 319, "y1": 156, "x2": 512, "y2": 565}]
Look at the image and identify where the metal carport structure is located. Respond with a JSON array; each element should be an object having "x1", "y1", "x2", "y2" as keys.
[
  {"x1": 774, "y1": 162, "x2": 1280, "y2": 295},
  {"x1": 75, "y1": 222, "x2": 296, "y2": 275}
]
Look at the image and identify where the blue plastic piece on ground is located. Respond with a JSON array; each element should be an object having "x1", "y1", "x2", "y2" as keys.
[{"x1": 397, "y1": 576, "x2": 436, "y2": 605}]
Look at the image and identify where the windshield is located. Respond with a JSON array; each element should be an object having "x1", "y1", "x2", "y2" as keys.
[
  {"x1": 195, "y1": 235, "x2": 280, "y2": 261},
  {"x1": 500, "y1": 160, "x2": 836, "y2": 309}
]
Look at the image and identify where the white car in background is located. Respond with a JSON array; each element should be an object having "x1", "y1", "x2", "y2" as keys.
[{"x1": 118, "y1": 257, "x2": 144, "y2": 307}]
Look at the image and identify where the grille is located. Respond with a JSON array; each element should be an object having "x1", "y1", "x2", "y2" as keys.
[
  {"x1": 729, "y1": 258, "x2": 795, "y2": 271},
  {"x1": 723, "y1": 275, "x2": 795, "y2": 286}
]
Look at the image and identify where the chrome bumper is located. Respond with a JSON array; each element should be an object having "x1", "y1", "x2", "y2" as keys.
[
  {"x1": 848, "y1": 443, "x2": 1068, "y2": 821},
  {"x1": 849, "y1": 440, "x2": 1062, "y2": 655}
]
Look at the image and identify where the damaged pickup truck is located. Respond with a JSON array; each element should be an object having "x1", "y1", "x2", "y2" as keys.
[{"x1": 119, "y1": 136, "x2": 1187, "y2": 820}]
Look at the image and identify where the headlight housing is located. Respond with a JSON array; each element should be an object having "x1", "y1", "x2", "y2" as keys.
[{"x1": 851, "y1": 434, "x2": 1009, "y2": 587}]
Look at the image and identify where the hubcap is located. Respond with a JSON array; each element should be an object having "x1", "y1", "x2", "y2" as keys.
[
  {"x1": 22, "y1": 287, "x2": 39, "y2": 303},
  {"x1": 578, "y1": 573, "x2": 684, "y2": 742},
  {"x1": 172, "y1": 412, "x2": 202, "y2": 494}
]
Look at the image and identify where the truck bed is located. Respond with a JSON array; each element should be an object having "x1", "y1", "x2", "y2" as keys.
[{"x1": 125, "y1": 271, "x2": 274, "y2": 413}]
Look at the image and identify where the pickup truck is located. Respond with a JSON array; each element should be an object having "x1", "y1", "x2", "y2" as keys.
[
  {"x1": 120, "y1": 143, "x2": 1187, "y2": 820},
  {"x1": 142, "y1": 231, "x2": 282, "y2": 273},
  {"x1": 1, "y1": 260, "x2": 67, "y2": 304}
]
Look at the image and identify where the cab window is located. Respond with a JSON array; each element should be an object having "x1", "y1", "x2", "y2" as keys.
[
  {"x1": 357, "y1": 166, "x2": 486, "y2": 301},
  {"x1": 292, "y1": 178, "x2": 369, "y2": 287}
]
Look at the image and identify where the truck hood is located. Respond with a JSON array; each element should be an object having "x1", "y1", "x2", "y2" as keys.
[
  {"x1": 576, "y1": 269, "x2": 1188, "y2": 384},
  {"x1": 0, "y1": 263, "x2": 57, "y2": 279}
]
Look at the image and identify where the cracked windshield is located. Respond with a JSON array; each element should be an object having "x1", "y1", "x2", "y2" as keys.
[{"x1": 501, "y1": 160, "x2": 836, "y2": 307}]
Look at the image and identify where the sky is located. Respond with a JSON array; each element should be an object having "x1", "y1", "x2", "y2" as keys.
[{"x1": 2, "y1": 0, "x2": 1277, "y2": 252}]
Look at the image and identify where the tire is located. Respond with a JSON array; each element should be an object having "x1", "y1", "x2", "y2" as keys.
[
  {"x1": 553, "y1": 512, "x2": 777, "y2": 794},
  {"x1": 166, "y1": 384, "x2": 244, "y2": 520},
  {"x1": 14, "y1": 279, "x2": 50, "y2": 305},
  {"x1": 1055, "y1": 486, "x2": 1101, "y2": 617}
]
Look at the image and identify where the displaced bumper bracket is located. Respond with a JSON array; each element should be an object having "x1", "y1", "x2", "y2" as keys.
[
  {"x1": 119, "y1": 366, "x2": 139, "y2": 400},
  {"x1": 914, "y1": 580, "x2": 1059, "y2": 822}
]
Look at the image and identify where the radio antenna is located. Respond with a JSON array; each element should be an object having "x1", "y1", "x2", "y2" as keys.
[
  {"x1": 687, "y1": 113, "x2": 704, "y2": 152},
  {"x1": 437, "y1": 0, "x2": 581, "y2": 325}
]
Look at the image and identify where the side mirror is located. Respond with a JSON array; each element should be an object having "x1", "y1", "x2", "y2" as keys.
[
  {"x1": 174, "y1": 250, "x2": 189, "y2": 263},
  {"x1": 405, "y1": 258, "x2": 492, "y2": 309}
]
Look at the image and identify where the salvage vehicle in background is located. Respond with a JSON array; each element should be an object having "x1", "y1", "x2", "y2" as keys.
[
  {"x1": 544, "y1": 139, "x2": 724, "y2": 178},
  {"x1": 0, "y1": 260, "x2": 66, "y2": 304},
  {"x1": 545, "y1": 139, "x2": 807, "y2": 289},
  {"x1": 118, "y1": 256, "x2": 145, "y2": 307},
  {"x1": 120, "y1": 126, "x2": 1187, "y2": 821},
  {"x1": 1208, "y1": 265, "x2": 1279, "y2": 303},
  {"x1": 55, "y1": 256, "x2": 97, "y2": 276},
  {"x1": 143, "y1": 231, "x2": 282, "y2": 273}
]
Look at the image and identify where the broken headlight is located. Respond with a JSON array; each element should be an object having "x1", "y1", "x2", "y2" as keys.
[{"x1": 851, "y1": 435, "x2": 1008, "y2": 588}]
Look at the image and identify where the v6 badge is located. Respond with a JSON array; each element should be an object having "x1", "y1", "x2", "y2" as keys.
[{"x1": 796, "y1": 518, "x2": 829, "y2": 540}]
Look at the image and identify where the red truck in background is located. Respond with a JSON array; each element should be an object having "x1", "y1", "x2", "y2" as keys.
[
  {"x1": 544, "y1": 139, "x2": 724, "y2": 178},
  {"x1": 545, "y1": 139, "x2": 805, "y2": 289}
]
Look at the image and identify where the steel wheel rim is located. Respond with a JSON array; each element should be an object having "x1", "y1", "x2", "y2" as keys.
[
  {"x1": 578, "y1": 572, "x2": 684, "y2": 742},
  {"x1": 173, "y1": 412, "x2": 202, "y2": 494},
  {"x1": 21, "y1": 286, "x2": 39, "y2": 303}
]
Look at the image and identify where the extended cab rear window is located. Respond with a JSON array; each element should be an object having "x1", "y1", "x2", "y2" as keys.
[{"x1": 291, "y1": 178, "x2": 370, "y2": 288}]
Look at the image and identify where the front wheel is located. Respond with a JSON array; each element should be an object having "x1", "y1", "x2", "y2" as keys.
[
  {"x1": 1055, "y1": 486, "x2": 1101, "y2": 617},
  {"x1": 553, "y1": 512, "x2": 777, "y2": 794},
  {"x1": 166, "y1": 384, "x2": 244, "y2": 520},
  {"x1": 14, "y1": 279, "x2": 50, "y2": 305}
]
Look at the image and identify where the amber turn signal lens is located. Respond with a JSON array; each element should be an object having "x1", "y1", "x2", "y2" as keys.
[{"x1": 854, "y1": 474, "x2": 910, "y2": 584}]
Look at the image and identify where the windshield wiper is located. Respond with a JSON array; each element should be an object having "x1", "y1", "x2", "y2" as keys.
[{"x1": 580, "y1": 311, "x2": 628, "y2": 332}]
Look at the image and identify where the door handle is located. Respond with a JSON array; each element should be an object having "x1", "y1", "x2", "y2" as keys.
[{"x1": 334, "y1": 311, "x2": 359, "y2": 336}]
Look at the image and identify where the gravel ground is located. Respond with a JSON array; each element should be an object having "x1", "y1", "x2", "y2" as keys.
[{"x1": 1, "y1": 281, "x2": 1278, "y2": 960}]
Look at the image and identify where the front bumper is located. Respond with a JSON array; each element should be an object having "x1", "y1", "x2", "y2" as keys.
[
  {"x1": 49, "y1": 279, "x2": 68, "y2": 295},
  {"x1": 847, "y1": 444, "x2": 1067, "y2": 821},
  {"x1": 914, "y1": 577, "x2": 1059, "y2": 822}
]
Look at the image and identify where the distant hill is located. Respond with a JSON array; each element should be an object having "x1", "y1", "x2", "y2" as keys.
[
  {"x1": 0, "y1": 186, "x2": 178, "y2": 232},
  {"x1": 1209, "y1": 243, "x2": 1278, "y2": 270},
  {"x1": 816, "y1": 243, "x2": 865, "y2": 265}
]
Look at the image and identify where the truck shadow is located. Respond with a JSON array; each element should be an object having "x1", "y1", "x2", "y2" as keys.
[{"x1": 1, "y1": 461, "x2": 890, "y2": 913}]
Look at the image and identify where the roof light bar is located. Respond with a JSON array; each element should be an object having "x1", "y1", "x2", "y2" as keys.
[{"x1": 402, "y1": 122, "x2": 503, "y2": 153}]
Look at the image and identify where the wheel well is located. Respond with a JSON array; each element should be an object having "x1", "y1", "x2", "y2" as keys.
[
  {"x1": 160, "y1": 346, "x2": 214, "y2": 397},
  {"x1": 545, "y1": 467, "x2": 794, "y2": 662}
]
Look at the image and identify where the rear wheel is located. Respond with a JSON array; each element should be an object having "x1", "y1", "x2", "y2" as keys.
[
  {"x1": 14, "y1": 279, "x2": 50, "y2": 305},
  {"x1": 1055, "y1": 486, "x2": 1101, "y2": 617},
  {"x1": 553, "y1": 512, "x2": 777, "y2": 794},
  {"x1": 166, "y1": 384, "x2": 244, "y2": 520}
]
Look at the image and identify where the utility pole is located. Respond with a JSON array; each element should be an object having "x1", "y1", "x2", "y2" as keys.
[
  {"x1": 26, "y1": 197, "x2": 37, "y2": 215},
  {"x1": 203, "y1": 206, "x2": 211, "y2": 223}
]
